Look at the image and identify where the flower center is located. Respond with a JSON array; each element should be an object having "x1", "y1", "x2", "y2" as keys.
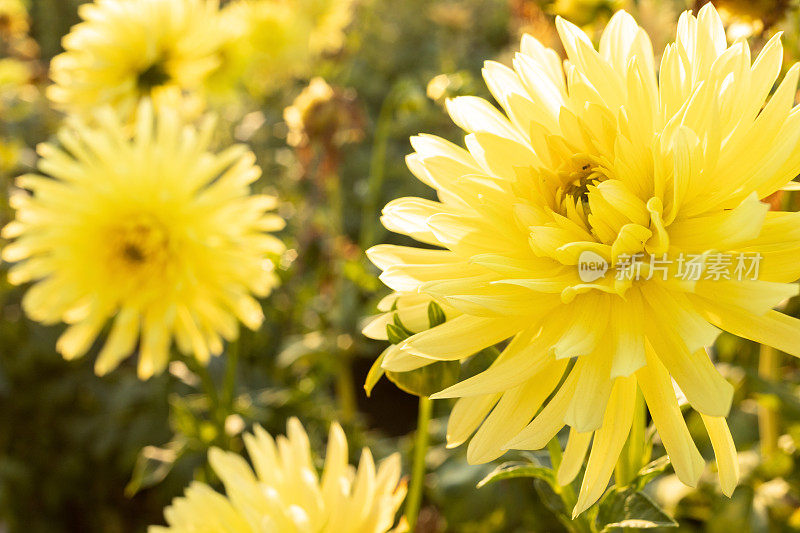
[
  {"x1": 137, "y1": 60, "x2": 170, "y2": 92},
  {"x1": 110, "y1": 215, "x2": 170, "y2": 269},
  {"x1": 564, "y1": 164, "x2": 604, "y2": 205},
  {"x1": 554, "y1": 156, "x2": 609, "y2": 223}
]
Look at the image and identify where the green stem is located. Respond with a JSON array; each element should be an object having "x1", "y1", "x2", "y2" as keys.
[
  {"x1": 319, "y1": 144, "x2": 359, "y2": 425},
  {"x1": 190, "y1": 358, "x2": 219, "y2": 411},
  {"x1": 221, "y1": 339, "x2": 239, "y2": 410},
  {"x1": 758, "y1": 344, "x2": 780, "y2": 460},
  {"x1": 547, "y1": 437, "x2": 576, "y2": 509},
  {"x1": 358, "y1": 89, "x2": 395, "y2": 250},
  {"x1": 405, "y1": 396, "x2": 433, "y2": 531},
  {"x1": 547, "y1": 436, "x2": 564, "y2": 470},
  {"x1": 220, "y1": 339, "x2": 240, "y2": 446},
  {"x1": 615, "y1": 388, "x2": 648, "y2": 487},
  {"x1": 183, "y1": 355, "x2": 226, "y2": 447},
  {"x1": 547, "y1": 436, "x2": 591, "y2": 533},
  {"x1": 336, "y1": 358, "x2": 357, "y2": 424}
]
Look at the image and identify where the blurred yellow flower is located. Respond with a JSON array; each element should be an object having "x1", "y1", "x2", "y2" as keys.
[
  {"x1": 208, "y1": 0, "x2": 313, "y2": 99},
  {"x1": 2, "y1": 101, "x2": 285, "y2": 378},
  {"x1": 47, "y1": 0, "x2": 225, "y2": 118},
  {"x1": 0, "y1": 0, "x2": 29, "y2": 38},
  {"x1": 285, "y1": 77, "x2": 337, "y2": 147},
  {"x1": 0, "y1": 57, "x2": 37, "y2": 118},
  {"x1": 369, "y1": 4, "x2": 800, "y2": 515},
  {"x1": 284, "y1": 77, "x2": 363, "y2": 147},
  {"x1": 151, "y1": 418, "x2": 407, "y2": 533},
  {"x1": 299, "y1": 0, "x2": 355, "y2": 54},
  {"x1": 206, "y1": 0, "x2": 354, "y2": 100},
  {"x1": 0, "y1": 137, "x2": 24, "y2": 173},
  {"x1": 550, "y1": 0, "x2": 623, "y2": 28},
  {"x1": 706, "y1": 0, "x2": 790, "y2": 24},
  {"x1": 697, "y1": 0, "x2": 791, "y2": 38}
]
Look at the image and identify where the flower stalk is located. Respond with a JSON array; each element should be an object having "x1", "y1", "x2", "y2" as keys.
[
  {"x1": 547, "y1": 437, "x2": 591, "y2": 533},
  {"x1": 405, "y1": 396, "x2": 433, "y2": 531},
  {"x1": 758, "y1": 344, "x2": 780, "y2": 460}
]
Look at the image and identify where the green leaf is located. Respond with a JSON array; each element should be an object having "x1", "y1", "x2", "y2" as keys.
[
  {"x1": 392, "y1": 313, "x2": 414, "y2": 337},
  {"x1": 595, "y1": 488, "x2": 677, "y2": 532},
  {"x1": 533, "y1": 478, "x2": 567, "y2": 517},
  {"x1": 427, "y1": 301, "x2": 447, "y2": 328},
  {"x1": 634, "y1": 455, "x2": 671, "y2": 490},
  {"x1": 386, "y1": 323, "x2": 411, "y2": 345},
  {"x1": 615, "y1": 390, "x2": 651, "y2": 488},
  {"x1": 125, "y1": 437, "x2": 187, "y2": 497},
  {"x1": 476, "y1": 461, "x2": 556, "y2": 489},
  {"x1": 386, "y1": 359, "x2": 460, "y2": 397},
  {"x1": 364, "y1": 348, "x2": 388, "y2": 397}
]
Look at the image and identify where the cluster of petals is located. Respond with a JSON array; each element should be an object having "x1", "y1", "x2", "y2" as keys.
[
  {"x1": 152, "y1": 418, "x2": 407, "y2": 533},
  {"x1": 2, "y1": 101, "x2": 285, "y2": 378},
  {"x1": 369, "y1": 4, "x2": 800, "y2": 514},
  {"x1": 48, "y1": 0, "x2": 224, "y2": 118}
]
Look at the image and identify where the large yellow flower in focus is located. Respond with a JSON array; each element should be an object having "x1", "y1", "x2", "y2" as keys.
[
  {"x1": 151, "y1": 418, "x2": 407, "y2": 533},
  {"x1": 48, "y1": 0, "x2": 224, "y2": 117},
  {"x1": 2, "y1": 101, "x2": 285, "y2": 378},
  {"x1": 369, "y1": 4, "x2": 800, "y2": 514}
]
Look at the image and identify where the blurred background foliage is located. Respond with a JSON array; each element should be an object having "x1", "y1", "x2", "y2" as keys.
[{"x1": 2, "y1": 0, "x2": 800, "y2": 531}]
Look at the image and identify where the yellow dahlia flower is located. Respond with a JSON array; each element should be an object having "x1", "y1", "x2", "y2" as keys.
[
  {"x1": 208, "y1": 0, "x2": 314, "y2": 99},
  {"x1": 284, "y1": 77, "x2": 338, "y2": 147},
  {"x1": 2, "y1": 101, "x2": 285, "y2": 378},
  {"x1": 369, "y1": 4, "x2": 800, "y2": 515},
  {"x1": 0, "y1": 0, "x2": 29, "y2": 39},
  {"x1": 48, "y1": 0, "x2": 224, "y2": 117},
  {"x1": 206, "y1": 0, "x2": 354, "y2": 100},
  {"x1": 299, "y1": 0, "x2": 355, "y2": 54},
  {"x1": 151, "y1": 418, "x2": 407, "y2": 533}
]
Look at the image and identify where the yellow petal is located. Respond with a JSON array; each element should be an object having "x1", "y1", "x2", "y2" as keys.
[
  {"x1": 636, "y1": 346, "x2": 705, "y2": 487},
  {"x1": 557, "y1": 428, "x2": 592, "y2": 486},
  {"x1": 573, "y1": 375, "x2": 636, "y2": 517},
  {"x1": 446, "y1": 393, "x2": 502, "y2": 448},
  {"x1": 467, "y1": 360, "x2": 566, "y2": 464},
  {"x1": 700, "y1": 414, "x2": 739, "y2": 497}
]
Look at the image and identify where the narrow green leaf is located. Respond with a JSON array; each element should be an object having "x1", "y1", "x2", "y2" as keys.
[
  {"x1": 534, "y1": 478, "x2": 568, "y2": 517},
  {"x1": 596, "y1": 488, "x2": 677, "y2": 531},
  {"x1": 634, "y1": 455, "x2": 671, "y2": 490},
  {"x1": 392, "y1": 313, "x2": 414, "y2": 337},
  {"x1": 386, "y1": 323, "x2": 410, "y2": 345},
  {"x1": 476, "y1": 461, "x2": 556, "y2": 489},
  {"x1": 125, "y1": 438, "x2": 187, "y2": 497},
  {"x1": 427, "y1": 301, "x2": 447, "y2": 328}
]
